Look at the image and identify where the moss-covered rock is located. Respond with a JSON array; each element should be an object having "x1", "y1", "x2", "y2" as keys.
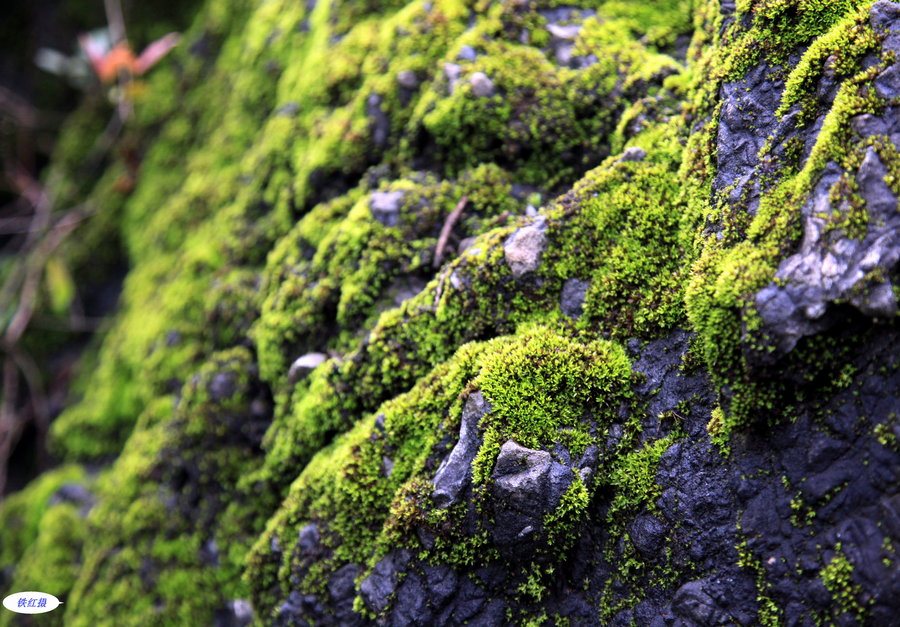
[{"x1": 2, "y1": 0, "x2": 899, "y2": 625}]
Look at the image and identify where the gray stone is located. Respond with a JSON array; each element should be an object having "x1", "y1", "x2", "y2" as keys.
[
  {"x1": 619, "y1": 146, "x2": 647, "y2": 162},
  {"x1": 857, "y1": 146, "x2": 897, "y2": 216},
  {"x1": 504, "y1": 217, "x2": 548, "y2": 277},
  {"x1": 274, "y1": 102, "x2": 299, "y2": 117},
  {"x1": 488, "y1": 440, "x2": 576, "y2": 556},
  {"x1": 230, "y1": 600, "x2": 253, "y2": 626},
  {"x1": 360, "y1": 551, "x2": 410, "y2": 614},
  {"x1": 469, "y1": 71, "x2": 494, "y2": 97},
  {"x1": 432, "y1": 392, "x2": 490, "y2": 507},
  {"x1": 370, "y1": 190, "x2": 405, "y2": 227},
  {"x1": 199, "y1": 538, "x2": 219, "y2": 566},
  {"x1": 297, "y1": 523, "x2": 319, "y2": 553},
  {"x1": 396, "y1": 70, "x2": 419, "y2": 89},
  {"x1": 328, "y1": 563, "x2": 361, "y2": 604},
  {"x1": 214, "y1": 598, "x2": 254, "y2": 627},
  {"x1": 492, "y1": 440, "x2": 552, "y2": 480},
  {"x1": 672, "y1": 579, "x2": 730, "y2": 625},
  {"x1": 457, "y1": 45, "x2": 477, "y2": 61},
  {"x1": 560, "y1": 278, "x2": 589, "y2": 318},
  {"x1": 546, "y1": 23, "x2": 581, "y2": 40},
  {"x1": 287, "y1": 352, "x2": 327, "y2": 383},
  {"x1": 629, "y1": 515, "x2": 667, "y2": 555},
  {"x1": 555, "y1": 42, "x2": 575, "y2": 65},
  {"x1": 209, "y1": 372, "x2": 236, "y2": 401},
  {"x1": 443, "y1": 62, "x2": 461, "y2": 92},
  {"x1": 50, "y1": 483, "x2": 93, "y2": 508},
  {"x1": 457, "y1": 236, "x2": 477, "y2": 255}
]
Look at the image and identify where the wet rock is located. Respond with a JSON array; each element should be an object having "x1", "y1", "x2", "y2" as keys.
[
  {"x1": 488, "y1": 440, "x2": 575, "y2": 556},
  {"x1": 504, "y1": 217, "x2": 548, "y2": 277},
  {"x1": 370, "y1": 190, "x2": 405, "y2": 227},
  {"x1": 359, "y1": 551, "x2": 411, "y2": 614},
  {"x1": 560, "y1": 277, "x2": 589, "y2": 318},
  {"x1": 432, "y1": 392, "x2": 490, "y2": 507},
  {"x1": 287, "y1": 352, "x2": 327, "y2": 383},
  {"x1": 469, "y1": 71, "x2": 494, "y2": 98}
]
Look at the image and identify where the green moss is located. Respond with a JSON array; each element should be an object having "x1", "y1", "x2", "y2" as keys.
[
  {"x1": 0, "y1": 504, "x2": 87, "y2": 627},
  {"x1": 247, "y1": 324, "x2": 635, "y2": 621},
  {"x1": 684, "y1": 0, "x2": 895, "y2": 445},
  {"x1": 0, "y1": 465, "x2": 87, "y2": 583},
  {"x1": 736, "y1": 538, "x2": 783, "y2": 627},
  {"x1": 472, "y1": 325, "x2": 632, "y2": 479},
  {"x1": 820, "y1": 548, "x2": 867, "y2": 622},
  {"x1": 61, "y1": 347, "x2": 268, "y2": 626},
  {"x1": 11, "y1": 0, "x2": 888, "y2": 623}
]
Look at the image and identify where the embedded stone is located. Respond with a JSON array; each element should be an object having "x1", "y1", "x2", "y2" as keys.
[
  {"x1": 432, "y1": 392, "x2": 491, "y2": 508},
  {"x1": 560, "y1": 278, "x2": 589, "y2": 318},
  {"x1": 488, "y1": 440, "x2": 576, "y2": 556},
  {"x1": 287, "y1": 352, "x2": 327, "y2": 383},
  {"x1": 469, "y1": 71, "x2": 494, "y2": 98},
  {"x1": 370, "y1": 190, "x2": 405, "y2": 227},
  {"x1": 619, "y1": 146, "x2": 647, "y2": 162},
  {"x1": 457, "y1": 45, "x2": 477, "y2": 61},
  {"x1": 396, "y1": 70, "x2": 419, "y2": 89},
  {"x1": 503, "y1": 217, "x2": 548, "y2": 277}
]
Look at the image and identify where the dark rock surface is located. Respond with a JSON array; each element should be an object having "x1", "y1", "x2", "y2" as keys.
[{"x1": 431, "y1": 391, "x2": 490, "y2": 508}]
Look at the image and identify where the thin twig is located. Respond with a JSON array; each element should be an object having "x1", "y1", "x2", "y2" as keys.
[
  {"x1": 4, "y1": 206, "x2": 89, "y2": 346},
  {"x1": 104, "y1": 0, "x2": 133, "y2": 120},
  {"x1": 432, "y1": 270, "x2": 447, "y2": 310},
  {"x1": 104, "y1": 0, "x2": 127, "y2": 45},
  {"x1": 30, "y1": 313, "x2": 109, "y2": 333},
  {"x1": 0, "y1": 357, "x2": 20, "y2": 497},
  {"x1": 433, "y1": 195, "x2": 468, "y2": 268},
  {"x1": 8, "y1": 348, "x2": 48, "y2": 438}
]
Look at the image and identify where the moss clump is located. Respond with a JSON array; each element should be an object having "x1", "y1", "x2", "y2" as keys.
[
  {"x1": 0, "y1": 465, "x2": 87, "y2": 586},
  {"x1": 0, "y1": 504, "x2": 88, "y2": 627},
  {"x1": 472, "y1": 325, "x2": 632, "y2": 481},
  {"x1": 820, "y1": 548, "x2": 867, "y2": 622},
  {"x1": 247, "y1": 324, "x2": 635, "y2": 622},
  {"x1": 62, "y1": 347, "x2": 270, "y2": 626}
]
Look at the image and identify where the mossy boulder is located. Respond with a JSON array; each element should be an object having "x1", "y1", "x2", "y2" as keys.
[{"x1": 2, "y1": 0, "x2": 899, "y2": 625}]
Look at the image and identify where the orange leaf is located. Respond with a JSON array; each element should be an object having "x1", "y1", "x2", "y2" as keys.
[{"x1": 97, "y1": 43, "x2": 136, "y2": 82}]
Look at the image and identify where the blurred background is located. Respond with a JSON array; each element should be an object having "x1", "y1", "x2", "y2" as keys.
[{"x1": 0, "y1": 0, "x2": 200, "y2": 498}]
